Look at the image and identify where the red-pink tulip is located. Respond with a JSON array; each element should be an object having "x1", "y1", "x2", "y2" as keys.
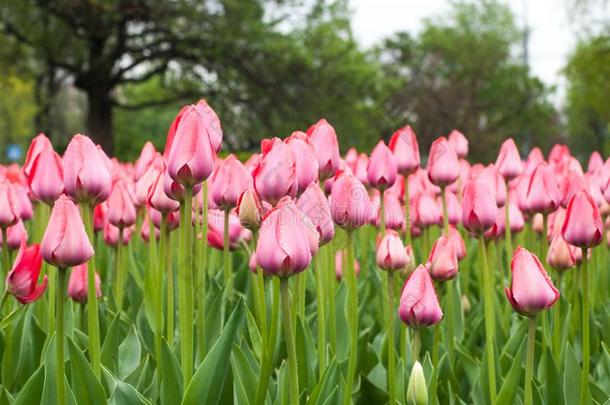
[
  {"x1": 376, "y1": 231, "x2": 408, "y2": 271},
  {"x1": 428, "y1": 236, "x2": 458, "y2": 281},
  {"x1": 107, "y1": 179, "x2": 137, "y2": 228},
  {"x1": 297, "y1": 183, "x2": 335, "y2": 246},
  {"x1": 209, "y1": 154, "x2": 252, "y2": 209},
  {"x1": 63, "y1": 134, "x2": 112, "y2": 204},
  {"x1": 23, "y1": 133, "x2": 52, "y2": 177},
  {"x1": 547, "y1": 234, "x2": 581, "y2": 271},
  {"x1": 399, "y1": 264, "x2": 443, "y2": 328},
  {"x1": 41, "y1": 195, "x2": 94, "y2": 268},
  {"x1": 330, "y1": 173, "x2": 370, "y2": 229},
  {"x1": 285, "y1": 132, "x2": 319, "y2": 195},
  {"x1": 67, "y1": 263, "x2": 101, "y2": 303},
  {"x1": 367, "y1": 141, "x2": 397, "y2": 190},
  {"x1": 559, "y1": 170, "x2": 585, "y2": 208},
  {"x1": 562, "y1": 190, "x2": 603, "y2": 248},
  {"x1": 525, "y1": 163, "x2": 560, "y2": 214},
  {"x1": 0, "y1": 181, "x2": 21, "y2": 228},
  {"x1": 448, "y1": 130, "x2": 468, "y2": 158},
  {"x1": 427, "y1": 137, "x2": 459, "y2": 186},
  {"x1": 335, "y1": 250, "x2": 360, "y2": 281},
  {"x1": 505, "y1": 247, "x2": 559, "y2": 316},
  {"x1": 93, "y1": 203, "x2": 106, "y2": 233},
  {"x1": 495, "y1": 138, "x2": 523, "y2": 180},
  {"x1": 462, "y1": 180, "x2": 498, "y2": 234},
  {"x1": 256, "y1": 197, "x2": 317, "y2": 277},
  {"x1": 27, "y1": 147, "x2": 64, "y2": 205},
  {"x1": 5, "y1": 241, "x2": 47, "y2": 304},
  {"x1": 306, "y1": 119, "x2": 340, "y2": 180},
  {"x1": 253, "y1": 138, "x2": 298, "y2": 205},
  {"x1": 389, "y1": 125, "x2": 420, "y2": 175},
  {"x1": 134, "y1": 141, "x2": 157, "y2": 181}
]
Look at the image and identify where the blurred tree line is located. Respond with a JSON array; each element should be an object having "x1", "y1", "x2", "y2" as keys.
[{"x1": 0, "y1": 0, "x2": 598, "y2": 162}]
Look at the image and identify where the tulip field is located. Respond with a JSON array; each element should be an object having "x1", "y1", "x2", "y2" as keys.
[{"x1": 2, "y1": 99, "x2": 610, "y2": 405}]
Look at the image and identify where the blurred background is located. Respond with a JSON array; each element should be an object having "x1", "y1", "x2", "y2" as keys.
[{"x1": 0, "y1": 0, "x2": 607, "y2": 162}]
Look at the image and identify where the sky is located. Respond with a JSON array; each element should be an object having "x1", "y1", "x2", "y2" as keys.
[{"x1": 350, "y1": 0, "x2": 578, "y2": 105}]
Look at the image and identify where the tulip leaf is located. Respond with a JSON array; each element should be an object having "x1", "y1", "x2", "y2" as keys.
[
  {"x1": 0, "y1": 307, "x2": 23, "y2": 332},
  {"x1": 495, "y1": 339, "x2": 524, "y2": 405},
  {"x1": 181, "y1": 300, "x2": 244, "y2": 405},
  {"x1": 307, "y1": 359, "x2": 340, "y2": 405},
  {"x1": 563, "y1": 343, "x2": 581, "y2": 405},
  {"x1": 12, "y1": 365, "x2": 43, "y2": 405},
  {"x1": 101, "y1": 313, "x2": 121, "y2": 374},
  {"x1": 543, "y1": 346, "x2": 562, "y2": 405},
  {"x1": 230, "y1": 344, "x2": 256, "y2": 405},
  {"x1": 245, "y1": 308, "x2": 262, "y2": 361},
  {"x1": 160, "y1": 338, "x2": 182, "y2": 405},
  {"x1": 109, "y1": 379, "x2": 152, "y2": 405},
  {"x1": 118, "y1": 326, "x2": 142, "y2": 379},
  {"x1": 67, "y1": 337, "x2": 107, "y2": 404}
]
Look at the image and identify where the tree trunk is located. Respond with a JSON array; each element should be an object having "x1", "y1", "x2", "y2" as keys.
[{"x1": 86, "y1": 87, "x2": 114, "y2": 156}]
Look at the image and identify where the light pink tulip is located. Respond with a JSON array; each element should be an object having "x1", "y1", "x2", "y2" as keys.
[
  {"x1": 23, "y1": 133, "x2": 52, "y2": 177},
  {"x1": 0, "y1": 181, "x2": 21, "y2": 227},
  {"x1": 237, "y1": 188, "x2": 264, "y2": 231},
  {"x1": 27, "y1": 146, "x2": 64, "y2": 205},
  {"x1": 306, "y1": 119, "x2": 340, "y2": 180},
  {"x1": 210, "y1": 154, "x2": 252, "y2": 209},
  {"x1": 495, "y1": 138, "x2": 523, "y2": 180},
  {"x1": 448, "y1": 130, "x2": 468, "y2": 158},
  {"x1": 462, "y1": 180, "x2": 498, "y2": 234},
  {"x1": 399, "y1": 264, "x2": 443, "y2": 328},
  {"x1": 377, "y1": 231, "x2": 408, "y2": 271},
  {"x1": 106, "y1": 179, "x2": 137, "y2": 228},
  {"x1": 413, "y1": 192, "x2": 442, "y2": 229},
  {"x1": 547, "y1": 234, "x2": 581, "y2": 272},
  {"x1": 253, "y1": 138, "x2": 298, "y2": 205},
  {"x1": 68, "y1": 263, "x2": 101, "y2": 303},
  {"x1": 525, "y1": 163, "x2": 559, "y2": 214},
  {"x1": 373, "y1": 192, "x2": 404, "y2": 230},
  {"x1": 286, "y1": 132, "x2": 319, "y2": 195},
  {"x1": 2, "y1": 220, "x2": 28, "y2": 251},
  {"x1": 389, "y1": 125, "x2": 420, "y2": 175},
  {"x1": 427, "y1": 137, "x2": 459, "y2": 186},
  {"x1": 448, "y1": 225, "x2": 467, "y2": 260},
  {"x1": 587, "y1": 151, "x2": 604, "y2": 173},
  {"x1": 134, "y1": 141, "x2": 157, "y2": 181},
  {"x1": 297, "y1": 183, "x2": 335, "y2": 246},
  {"x1": 335, "y1": 250, "x2": 360, "y2": 281},
  {"x1": 562, "y1": 190, "x2": 603, "y2": 248},
  {"x1": 367, "y1": 141, "x2": 398, "y2": 190},
  {"x1": 330, "y1": 173, "x2": 370, "y2": 229},
  {"x1": 427, "y1": 236, "x2": 458, "y2": 281}
]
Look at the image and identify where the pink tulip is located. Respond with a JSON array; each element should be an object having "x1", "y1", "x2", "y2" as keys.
[
  {"x1": 285, "y1": 132, "x2": 319, "y2": 195},
  {"x1": 505, "y1": 247, "x2": 559, "y2": 316},
  {"x1": 448, "y1": 130, "x2": 468, "y2": 158},
  {"x1": 2, "y1": 220, "x2": 28, "y2": 251},
  {"x1": 297, "y1": 183, "x2": 335, "y2": 246},
  {"x1": 14, "y1": 185, "x2": 33, "y2": 222},
  {"x1": 306, "y1": 119, "x2": 340, "y2": 180},
  {"x1": 412, "y1": 192, "x2": 441, "y2": 229},
  {"x1": 448, "y1": 225, "x2": 467, "y2": 260},
  {"x1": 150, "y1": 207, "x2": 180, "y2": 231},
  {"x1": 23, "y1": 133, "x2": 52, "y2": 177},
  {"x1": 354, "y1": 153, "x2": 370, "y2": 186},
  {"x1": 134, "y1": 141, "x2": 157, "y2": 181},
  {"x1": 41, "y1": 195, "x2": 94, "y2": 268},
  {"x1": 345, "y1": 147, "x2": 359, "y2": 171},
  {"x1": 427, "y1": 235, "x2": 458, "y2": 281},
  {"x1": 149, "y1": 171, "x2": 180, "y2": 213},
  {"x1": 253, "y1": 138, "x2": 298, "y2": 205},
  {"x1": 237, "y1": 188, "x2": 264, "y2": 231},
  {"x1": 367, "y1": 141, "x2": 398, "y2": 190},
  {"x1": 162, "y1": 169, "x2": 202, "y2": 202},
  {"x1": 480, "y1": 164, "x2": 506, "y2": 207},
  {"x1": 330, "y1": 173, "x2": 370, "y2": 229},
  {"x1": 437, "y1": 190, "x2": 461, "y2": 225},
  {"x1": 207, "y1": 209, "x2": 247, "y2": 251},
  {"x1": 398, "y1": 264, "x2": 443, "y2": 328},
  {"x1": 103, "y1": 221, "x2": 129, "y2": 247},
  {"x1": 525, "y1": 163, "x2": 560, "y2": 214},
  {"x1": 93, "y1": 203, "x2": 106, "y2": 233},
  {"x1": 27, "y1": 146, "x2": 64, "y2": 205},
  {"x1": 389, "y1": 125, "x2": 420, "y2": 175},
  {"x1": 107, "y1": 179, "x2": 137, "y2": 228},
  {"x1": 562, "y1": 190, "x2": 603, "y2": 248},
  {"x1": 5, "y1": 241, "x2": 47, "y2": 304},
  {"x1": 587, "y1": 151, "x2": 604, "y2": 173},
  {"x1": 134, "y1": 155, "x2": 163, "y2": 207},
  {"x1": 462, "y1": 180, "x2": 498, "y2": 234},
  {"x1": 427, "y1": 137, "x2": 459, "y2": 186},
  {"x1": 0, "y1": 181, "x2": 21, "y2": 227},
  {"x1": 373, "y1": 192, "x2": 404, "y2": 230},
  {"x1": 209, "y1": 155, "x2": 252, "y2": 209},
  {"x1": 547, "y1": 234, "x2": 581, "y2": 272},
  {"x1": 67, "y1": 263, "x2": 101, "y2": 303},
  {"x1": 495, "y1": 138, "x2": 523, "y2": 180},
  {"x1": 335, "y1": 250, "x2": 360, "y2": 281},
  {"x1": 256, "y1": 197, "x2": 317, "y2": 277},
  {"x1": 63, "y1": 134, "x2": 112, "y2": 204},
  {"x1": 376, "y1": 231, "x2": 408, "y2": 271}
]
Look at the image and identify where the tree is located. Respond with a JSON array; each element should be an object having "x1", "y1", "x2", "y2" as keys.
[{"x1": 377, "y1": 1, "x2": 561, "y2": 161}]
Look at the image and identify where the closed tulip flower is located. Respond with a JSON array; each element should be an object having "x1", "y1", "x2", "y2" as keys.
[
  {"x1": 23, "y1": 133, "x2": 53, "y2": 177},
  {"x1": 5, "y1": 241, "x2": 47, "y2": 304},
  {"x1": 306, "y1": 119, "x2": 340, "y2": 180},
  {"x1": 448, "y1": 130, "x2": 468, "y2": 158},
  {"x1": 41, "y1": 195, "x2": 94, "y2": 268},
  {"x1": 547, "y1": 234, "x2": 581, "y2": 271},
  {"x1": 428, "y1": 235, "x2": 458, "y2": 281},
  {"x1": 237, "y1": 188, "x2": 264, "y2": 231},
  {"x1": 562, "y1": 190, "x2": 603, "y2": 248},
  {"x1": 134, "y1": 155, "x2": 163, "y2": 207},
  {"x1": 560, "y1": 171, "x2": 585, "y2": 208},
  {"x1": 134, "y1": 141, "x2": 157, "y2": 181},
  {"x1": 399, "y1": 264, "x2": 443, "y2": 328},
  {"x1": 207, "y1": 209, "x2": 247, "y2": 251},
  {"x1": 150, "y1": 207, "x2": 180, "y2": 231},
  {"x1": 63, "y1": 134, "x2": 112, "y2": 204},
  {"x1": 448, "y1": 225, "x2": 467, "y2": 260},
  {"x1": 330, "y1": 173, "x2": 370, "y2": 230},
  {"x1": 256, "y1": 197, "x2": 317, "y2": 277},
  {"x1": 495, "y1": 138, "x2": 523, "y2": 180},
  {"x1": 297, "y1": 183, "x2": 335, "y2": 245},
  {"x1": 67, "y1": 263, "x2": 101, "y2": 303},
  {"x1": 335, "y1": 249, "x2": 361, "y2": 281},
  {"x1": 505, "y1": 247, "x2": 559, "y2": 316},
  {"x1": 427, "y1": 137, "x2": 460, "y2": 186},
  {"x1": 367, "y1": 141, "x2": 398, "y2": 190},
  {"x1": 253, "y1": 138, "x2": 298, "y2": 205},
  {"x1": 437, "y1": 190, "x2": 461, "y2": 225},
  {"x1": 286, "y1": 132, "x2": 319, "y2": 195},
  {"x1": 107, "y1": 179, "x2": 137, "y2": 228},
  {"x1": 345, "y1": 147, "x2": 358, "y2": 171},
  {"x1": 413, "y1": 192, "x2": 442, "y2": 228},
  {"x1": 354, "y1": 153, "x2": 370, "y2": 186},
  {"x1": 389, "y1": 125, "x2": 420, "y2": 175},
  {"x1": 209, "y1": 154, "x2": 252, "y2": 209},
  {"x1": 588, "y1": 151, "x2": 604, "y2": 173},
  {"x1": 27, "y1": 147, "x2": 64, "y2": 205},
  {"x1": 0, "y1": 181, "x2": 21, "y2": 228},
  {"x1": 377, "y1": 231, "x2": 408, "y2": 271},
  {"x1": 374, "y1": 192, "x2": 404, "y2": 230},
  {"x1": 525, "y1": 163, "x2": 560, "y2": 214},
  {"x1": 3, "y1": 220, "x2": 28, "y2": 251},
  {"x1": 462, "y1": 180, "x2": 498, "y2": 234}
]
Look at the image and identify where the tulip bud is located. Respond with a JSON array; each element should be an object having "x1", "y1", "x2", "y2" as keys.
[
  {"x1": 253, "y1": 138, "x2": 298, "y2": 205},
  {"x1": 354, "y1": 153, "x2": 370, "y2": 186},
  {"x1": 41, "y1": 195, "x2": 94, "y2": 268},
  {"x1": 373, "y1": 192, "x2": 404, "y2": 231},
  {"x1": 27, "y1": 147, "x2": 64, "y2": 205},
  {"x1": 376, "y1": 231, "x2": 408, "y2": 272},
  {"x1": 63, "y1": 134, "x2": 112, "y2": 204},
  {"x1": 285, "y1": 132, "x2": 319, "y2": 195},
  {"x1": 330, "y1": 173, "x2": 370, "y2": 230},
  {"x1": 23, "y1": 133, "x2": 53, "y2": 177},
  {"x1": 0, "y1": 181, "x2": 20, "y2": 228},
  {"x1": 107, "y1": 179, "x2": 137, "y2": 228},
  {"x1": 562, "y1": 190, "x2": 603, "y2": 248},
  {"x1": 367, "y1": 141, "x2": 398, "y2": 190},
  {"x1": 5, "y1": 241, "x2": 47, "y2": 304},
  {"x1": 505, "y1": 247, "x2": 559, "y2": 316},
  {"x1": 428, "y1": 235, "x2": 458, "y2": 281},
  {"x1": 462, "y1": 180, "x2": 498, "y2": 234},
  {"x1": 306, "y1": 119, "x2": 340, "y2": 180},
  {"x1": 207, "y1": 209, "x2": 245, "y2": 251},
  {"x1": 588, "y1": 151, "x2": 603, "y2": 173},
  {"x1": 406, "y1": 361, "x2": 428, "y2": 405},
  {"x1": 256, "y1": 197, "x2": 317, "y2": 277},
  {"x1": 448, "y1": 225, "x2": 467, "y2": 261},
  {"x1": 149, "y1": 171, "x2": 180, "y2": 213},
  {"x1": 495, "y1": 138, "x2": 523, "y2": 180},
  {"x1": 399, "y1": 264, "x2": 443, "y2": 328},
  {"x1": 297, "y1": 183, "x2": 335, "y2": 246},
  {"x1": 209, "y1": 154, "x2": 252, "y2": 209},
  {"x1": 427, "y1": 137, "x2": 460, "y2": 186},
  {"x1": 525, "y1": 163, "x2": 560, "y2": 214},
  {"x1": 335, "y1": 250, "x2": 360, "y2": 281},
  {"x1": 413, "y1": 192, "x2": 442, "y2": 229},
  {"x1": 547, "y1": 234, "x2": 581, "y2": 272},
  {"x1": 67, "y1": 263, "x2": 101, "y2": 303},
  {"x1": 2, "y1": 220, "x2": 28, "y2": 251},
  {"x1": 237, "y1": 188, "x2": 264, "y2": 231},
  {"x1": 134, "y1": 141, "x2": 157, "y2": 181},
  {"x1": 389, "y1": 125, "x2": 420, "y2": 176},
  {"x1": 134, "y1": 158, "x2": 162, "y2": 207},
  {"x1": 448, "y1": 129, "x2": 468, "y2": 158}
]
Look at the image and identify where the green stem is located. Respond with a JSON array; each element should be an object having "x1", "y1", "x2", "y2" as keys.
[
  {"x1": 179, "y1": 187, "x2": 195, "y2": 388},
  {"x1": 326, "y1": 244, "x2": 337, "y2": 354},
  {"x1": 280, "y1": 278, "x2": 299, "y2": 405},
  {"x1": 343, "y1": 230, "x2": 358, "y2": 405},
  {"x1": 404, "y1": 176, "x2": 411, "y2": 245},
  {"x1": 254, "y1": 277, "x2": 280, "y2": 405},
  {"x1": 478, "y1": 234, "x2": 497, "y2": 403},
  {"x1": 1, "y1": 227, "x2": 9, "y2": 285},
  {"x1": 440, "y1": 187, "x2": 449, "y2": 237},
  {"x1": 387, "y1": 271, "x2": 396, "y2": 404},
  {"x1": 115, "y1": 227, "x2": 125, "y2": 311},
  {"x1": 505, "y1": 185, "x2": 513, "y2": 278},
  {"x1": 48, "y1": 265, "x2": 56, "y2": 332},
  {"x1": 524, "y1": 316, "x2": 537, "y2": 405},
  {"x1": 580, "y1": 248, "x2": 590, "y2": 404},
  {"x1": 82, "y1": 204, "x2": 101, "y2": 378},
  {"x1": 166, "y1": 224, "x2": 175, "y2": 347},
  {"x1": 380, "y1": 190, "x2": 386, "y2": 235},
  {"x1": 223, "y1": 208, "x2": 231, "y2": 296},
  {"x1": 314, "y1": 253, "x2": 326, "y2": 376},
  {"x1": 56, "y1": 267, "x2": 67, "y2": 405},
  {"x1": 412, "y1": 329, "x2": 421, "y2": 362},
  {"x1": 553, "y1": 273, "x2": 562, "y2": 359},
  {"x1": 156, "y1": 215, "x2": 168, "y2": 379}
]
